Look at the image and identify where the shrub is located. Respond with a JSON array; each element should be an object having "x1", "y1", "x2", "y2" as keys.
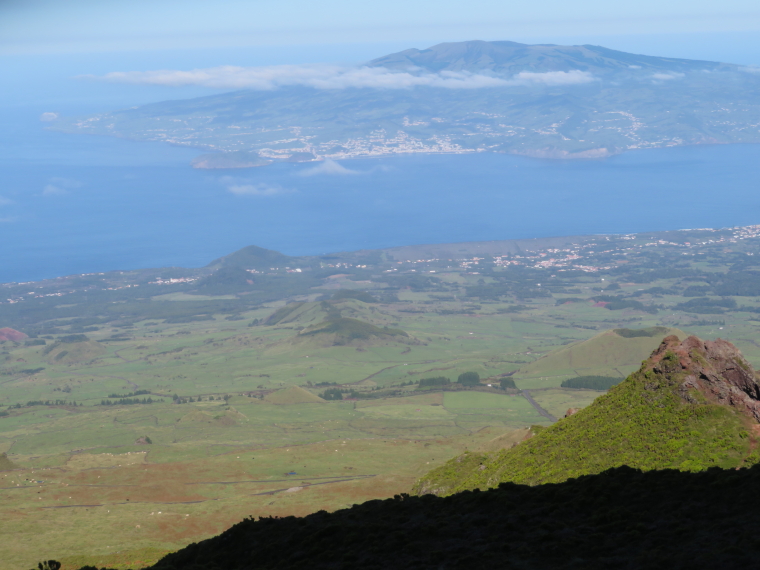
[
  {"x1": 457, "y1": 372, "x2": 480, "y2": 386},
  {"x1": 321, "y1": 388, "x2": 343, "y2": 401},
  {"x1": 561, "y1": 376, "x2": 622, "y2": 390},
  {"x1": 419, "y1": 377, "x2": 450, "y2": 388}
]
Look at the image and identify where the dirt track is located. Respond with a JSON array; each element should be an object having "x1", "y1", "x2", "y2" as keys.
[{"x1": 37, "y1": 474, "x2": 377, "y2": 509}]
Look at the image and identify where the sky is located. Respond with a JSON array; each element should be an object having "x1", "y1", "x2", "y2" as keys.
[
  {"x1": 2, "y1": 0, "x2": 760, "y2": 58},
  {"x1": 2, "y1": 0, "x2": 760, "y2": 115}
]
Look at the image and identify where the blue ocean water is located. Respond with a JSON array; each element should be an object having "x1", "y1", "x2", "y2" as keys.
[{"x1": 2, "y1": 116, "x2": 760, "y2": 283}]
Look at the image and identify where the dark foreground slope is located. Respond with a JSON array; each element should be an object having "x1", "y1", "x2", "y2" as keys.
[
  {"x1": 416, "y1": 335, "x2": 760, "y2": 494},
  {"x1": 135, "y1": 465, "x2": 760, "y2": 570}
]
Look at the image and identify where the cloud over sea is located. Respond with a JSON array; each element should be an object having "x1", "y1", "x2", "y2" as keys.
[{"x1": 83, "y1": 64, "x2": 595, "y2": 90}]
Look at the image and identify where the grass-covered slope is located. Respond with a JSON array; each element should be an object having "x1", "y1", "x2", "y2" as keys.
[
  {"x1": 415, "y1": 335, "x2": 760, "y2": 495},
  {"x1": 515, "y1": 326, "x2": 683, "y2": 384},
  {"x1": 265, "y1": 299, "x2": 384, "y2": 330},
  {"x1": 133, "y1": 464, "x2": 760, "y2": 570},
  {"x1": 41, "y1": 336, "x2": 106, "y2": 364},
  {"x1": 263, "y1": 386, "x2": 325, "y2": 404},
  {"x1": 206, "y1": 245, "x2": 297, "y2": 270},
  {"x1": 299, "y1": 318, "x2": 407, "y2": 346}
]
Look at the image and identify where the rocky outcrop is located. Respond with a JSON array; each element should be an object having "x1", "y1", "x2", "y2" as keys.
[
  {"x1": 649, "y1": 335, "x2": 760, "y2": 421},
  {"x1": 414, "y1": 335, "x2": 760, "y2": 494}
]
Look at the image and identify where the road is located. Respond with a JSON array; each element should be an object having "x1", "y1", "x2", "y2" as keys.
[{"x1": 521, "y1": 390, "x2": 558, "y2": 422}]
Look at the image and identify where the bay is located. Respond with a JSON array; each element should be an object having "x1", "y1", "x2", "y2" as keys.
[{"x1": 2, "y1": 117, "x2": 760, "y2": 283}]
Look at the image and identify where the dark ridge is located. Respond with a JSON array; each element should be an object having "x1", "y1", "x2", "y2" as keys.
[
  {"x1": 613, "y1": 326, "x2": 669, "y2": 338},
  {"x1": 88, "y1": 464, "x2": 760, "y2": 569}
]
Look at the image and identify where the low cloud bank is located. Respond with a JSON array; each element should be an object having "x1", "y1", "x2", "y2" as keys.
[
  {"x1": 298, "y1": 159, "x2": 359, "y2": 176},
  {"x1": 84, "y1": 64, "x2": 595, "y2": 91},
  {"x1": 652, "y1": 72, "x2": 685, "y2": 81},
  {"x1": 221, "y1": 177, "x2": 289, "y2": 196}
]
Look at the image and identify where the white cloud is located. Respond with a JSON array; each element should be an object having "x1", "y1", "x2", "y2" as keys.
[
  {"x1": 651, "y1": 72, "x2": 685, "y2": 81},
  {"x1": 740, "y1": 66, "x2": 760, "y2": 74},
  {"x1": 43, "y1": 185, "x2": 68, "y2": 196},
  {"x1": 42, "y1": 177, "x2": 81, "y2": 196},
  {"x1": 629, "y1": 65, "x2": 642, "y2": 69},
  {"x1": 511, "y1": 70, "x2": 595, "y2": 86},
  {"x1": 0, "y1": 197, "x2": 13, "y2": 207},
  {"x1": 227, "y1": 182, "x2": 287, "y2": 196},
  {"x1": 298, "y1": 159, "x2": 359, "y2": 176},
  {"x1": 40, "y1": 112, "x2": 59, "y2": 122},
  {"x1": 84, "y1": 64, "x2": 595, "y2": 91},
  {"x1": 0, "y1": 217, "x2": 15, "y2": 223}
]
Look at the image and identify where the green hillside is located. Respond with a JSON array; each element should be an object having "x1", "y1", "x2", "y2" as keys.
[
  {"x1": 41, "y1": 336, "x2": 106, "y2": 364},
  {"x1": 266, "y1": 298, "x2": 385, "y2": 328},
  {"x1": 264, "y1": 302, "x2": 315, "y2": 325},
  {"x1": 514, "y1": 326, "x2": 684, "y2": 388},
  {"x1": 414, "y1": 335, "x2": 760, "y2": 495},
  {"x1": 264, "y1": 299, "x2": 409, "y2": 348},
  {"x1": 299, "y1": 318, "x2": 408, "y2": 346},
  {"x1": 206, "y1": 245, "x2": 298, "y2": 270}
]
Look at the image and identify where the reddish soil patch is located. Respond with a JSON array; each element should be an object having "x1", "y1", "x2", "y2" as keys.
[{"x1": 0, "y1": 328, "x2": 27, "y2": 342}]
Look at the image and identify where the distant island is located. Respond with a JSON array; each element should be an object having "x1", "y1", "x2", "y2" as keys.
[{"x1": 49, "y1": 40, "x2": 760, "y2": 166}]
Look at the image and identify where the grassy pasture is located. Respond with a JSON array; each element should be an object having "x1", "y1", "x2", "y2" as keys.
[
  {"x1": 5, "y1": 259, "x2": 760, "y2": 567},
  {"x1": 0, "y1": 418, "x2": 516, "y2": 570},
  {"x1": 529, "y1": 388, "x2": 605, "y2": 419}
]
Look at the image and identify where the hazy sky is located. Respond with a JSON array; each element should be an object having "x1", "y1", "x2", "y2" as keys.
[
  {"x1": 3, "y1": 0, "x2": 760, "y2": 116},
  {"x1": 2, "y1": 0, "x2": 760, "y2": 55}
]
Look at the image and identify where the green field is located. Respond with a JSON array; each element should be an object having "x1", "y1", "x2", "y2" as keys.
[{"x1": 4, "y1": 227, "x2": 760, "y2": 567}]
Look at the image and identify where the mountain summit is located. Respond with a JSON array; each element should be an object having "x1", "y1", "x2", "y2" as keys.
[
  {"x1": 415, "y1": 335, "x2": 760, "y2": 495},
  {"x1": 370, "y1": 40, "x2": 729, "y2": 75}
]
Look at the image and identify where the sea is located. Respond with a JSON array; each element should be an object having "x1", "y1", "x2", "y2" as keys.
[{"x1": 2, "y1": 63, "x2": 760, "y2": 283}]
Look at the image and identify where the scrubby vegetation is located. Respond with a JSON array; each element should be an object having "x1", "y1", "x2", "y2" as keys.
[
  {"x1": 320, "y1": 388, "x2": 343, "y2": 400},
  {"x1": 331, "y1": 289, "x2": 377, "y2": 303},
  {"x1": 415, "y1": 337, "x2": 760, "y2": 495},
  {"x1": 456, "y1": 372, "x2": 480, "y2": 386},
  {"x1": 418, "y1": 376, "x2": 450, "y2": 388},
  {"x1": 612, "y1": 326, "x2": 669, "y2": 338},
  {"x1": 560, "y1": 375, "x2": 621, "y2": 390}
]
